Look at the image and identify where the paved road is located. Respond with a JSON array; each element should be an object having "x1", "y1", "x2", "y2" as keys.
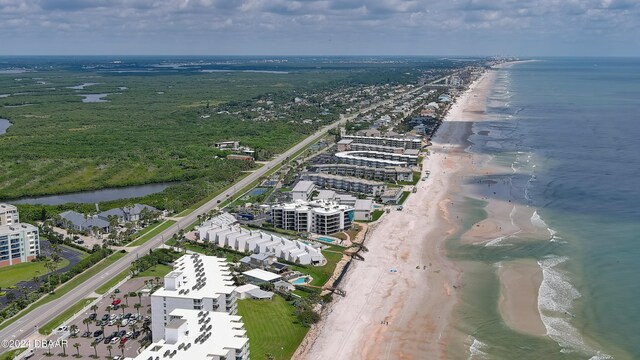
[{"x1": 0, "y1": 79, "x2": 437, "y2": 346}]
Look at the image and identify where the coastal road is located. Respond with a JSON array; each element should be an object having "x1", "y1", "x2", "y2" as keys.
[{"x1": 0, "y1": 77, "x2": 437, "y2": 347}]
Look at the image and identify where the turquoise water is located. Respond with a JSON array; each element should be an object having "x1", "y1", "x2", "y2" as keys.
[
  {"x1": 317, "y1": 237, "x2": 336, "y2": 243},
  {"x1": 292, "y1": 277, "x2": 307, "y2": 285},
  {"x1": 451, "y1": 58, "x2": 640, "y2": 359}
]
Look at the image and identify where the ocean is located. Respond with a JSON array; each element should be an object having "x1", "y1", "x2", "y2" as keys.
[{"x1": 449, "y1": 58, "x2": 640, "y2": 359}]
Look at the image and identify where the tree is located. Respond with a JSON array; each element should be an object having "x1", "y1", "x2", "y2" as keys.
[
  {"x1": 124, "y1": 294, "x2": 129, "y2": 306},
  {"x1": 118, "y1": 344, "x2": 125, "y2": 357},
  {"x1": 134, "y1": 303, "x2": 142, "y2": 315},
  {"x1": 106, "y1": 305, "x2": 112, "y2": 314},
  {"x1": 136, "y1": 291, "x2": 142, "y2": 305},
  {"x1": 70, "y1": 324, "x2": 79, "y2": 337},
  {"x1": 107, "y1": 345, "x2": 112, "y2": 358},
  {"x1": 83, "y1": 318, "x2": 91, "y2": 332},
  {"x1": 91, "y1": 341, "x2": 98, "y2": 358},
  {"x1": 120, "y1": 304, "x2": 128, "y2": 315},
  {"x1": 90, "y1": 304, "x2": 98, "y2": 314},
  {"x1": 61, "y1": 341, "x2": 67, "y2": 357},
  {"x1": 73, "y1": 343, "x2": 81, "y2": 357}
]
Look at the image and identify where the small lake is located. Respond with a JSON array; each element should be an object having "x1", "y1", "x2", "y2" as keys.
[
  {"x1": 0, "y1": 119, "x2": 11, "y2": 134},
  {"x1": 78, "y1": 94, "x2": 110, "y2": 103},
  {"x1": 11, "y1": 183, "x2": 173, "y2": 205}
]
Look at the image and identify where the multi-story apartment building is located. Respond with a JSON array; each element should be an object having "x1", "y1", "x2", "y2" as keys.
[
  {"x1": 0, "y1": 204, "x2": 40, "y2": 268},
  {"x1": 0, "y1": 203, "x2": 19, "y2": 225},
  {"x1": 150, "y1": 254, "x2": 238, "y2": 342},
  {"x1": 135, "y1": 308, "x2": 249, "y2": 360},
  {"x1": 342, "y1": 134, "x2": 422, "y2": 150},
  {"x1": 301, "y1": 172, "x2": 386, "y2": 196},
  {"x1": 270, "y1": 199, "x2": 354, "y2": 235},
  {"x1": 308, "y1": 163, "x2": 413, "y2": 182},
  {"x1": 335, "y1": 151, "x2": 418, "y2": 167}
]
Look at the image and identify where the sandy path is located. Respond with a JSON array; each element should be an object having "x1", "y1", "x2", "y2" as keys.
[{"x1": 297, "y1": 71, "x2": 497, "y2": 360}]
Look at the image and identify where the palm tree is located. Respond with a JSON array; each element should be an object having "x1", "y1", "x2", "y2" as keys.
[
  {"x1": 118, "y1": 344, "x2": 125, "y2": 357},
  {"x1": 120, "y1": 304, "x2": 128, "y2": 315},
  {"x1": 83, "y1": 318, "x2": 91, "y2": 332},
  {"x1": 70, "y1": 324, "x2": 79, "y2": 337},
  {"x1": 90, "y1": 304, "x2": 98, "y2": 314},
  {"x1": 136, "y1": 291, "x2": 142, "y2": 305},
  {"x1": 61, "y1": 341, "x2": 67, "y2": 357},
  {"x1": 73, "y1": 343, "x2": 81, "y2": 357},
  {"x1": 124, "y1": 294, "x2": 129, "y2": 305},
  {"x1": 106, "y1": 305, "x2": 112, "y2": 314},
  {"x1": 107, "y1": 345, "x2": 112, "y2": 358},
  {"x1": 134, "y1": 303, "x2": 142, "y2": 315},
  {"x1": 91, "y1": 342, "x2": 97, "y2": 358}
]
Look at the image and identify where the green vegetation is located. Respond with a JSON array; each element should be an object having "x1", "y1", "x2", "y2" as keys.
[
  {"x1": 126, "y1": 220, "x2": 175, "y2": 247},
  {"x1": 0, "y1": 259, "x2": 69, "y2": 288},
  {"x1": 136, "y1": 264, "x2": 173, "y2": 278},
  {"x1": 371, "y1": 209, "x2": 385, "y2": 222},
  {"x1": 290, "y1": 247, "x2": 344, "y2": 287},
  {"x1": 237, "y1": 296, "x2": 309, "y2": 360},
  {"x1": 0, "y1": 348, "x2": 26, "y2": 360},
  {"x1": 399, "y1": 191, "x2": 411, "y2": 205},
  {"x1": 39, "y1": 298, "x2": 96, "y2": 335},
  {"x1": 0, "y1": 251, "x2": 124, "y2": 331}
]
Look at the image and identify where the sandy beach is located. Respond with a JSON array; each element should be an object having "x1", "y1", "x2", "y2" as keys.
[
  {"x1": 297, "y1": 70, "x2": 501, "y2": 360},
  {"x1": 498, "y1": 259, "x2": 546, "y2": 336}
]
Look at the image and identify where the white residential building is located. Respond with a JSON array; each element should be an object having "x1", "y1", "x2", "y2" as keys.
[
  {"x1": 198, "y1": 214, "x2": 325, "y2": 265},
  {"x1": 353, "y1": 199, "x2": 374, "y2": 221},
  {"x1": 0, "y1": 223, "x2": 40, "y2": 268},
  {"x1": 291, "y1": 180, "x2": 316, "y2": 201},
  {"x1": 150, "y1": 254, "x2": 237, "y2": 342},
  {"x1": 335, "y1": 151, "x2": 418, "y2": 167},
  {"x1": 270, "y1": 199, "x2": 354, "y2": 235},
  {"x1": 134, "y1": 308, "x2": 249, "y2": 360},
  {"x1": 0, "y1": 204, "x2": 19, "y2": 225},
  {"x1": 342, "y1": 134, "x2": 422, "y2": 150},
  {"x1": 302, "y1": 172, "x2": 386, "y2": 196},
  {"x1": 0, "y1": 204, "x2": 40, "y2": 268}
]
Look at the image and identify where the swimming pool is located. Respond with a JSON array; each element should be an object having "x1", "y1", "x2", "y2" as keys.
[
  {"x1": 292, "y1": 277, "x2": 307, "y2": 285},
  {"x1": 317, "y1": 237, "x2": 335, "y2": 243}
]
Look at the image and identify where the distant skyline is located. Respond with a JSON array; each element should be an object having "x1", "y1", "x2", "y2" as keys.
[{"x1": 1, "y1": 0, "x2": 639, "y2": 56}]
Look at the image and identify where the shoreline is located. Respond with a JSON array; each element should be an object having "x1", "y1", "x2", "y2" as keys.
[{"x1": 298, "y1": 70, "x2": 498, "y2": 359}]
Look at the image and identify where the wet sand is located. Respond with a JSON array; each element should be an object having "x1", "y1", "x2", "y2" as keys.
[{"x1": 498, "y1": 259, "x2": 546, "y2": 336}]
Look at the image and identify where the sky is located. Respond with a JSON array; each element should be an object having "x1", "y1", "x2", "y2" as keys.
[{"x1": 0, "y1": 0, "x2": 639, "y2": 56}]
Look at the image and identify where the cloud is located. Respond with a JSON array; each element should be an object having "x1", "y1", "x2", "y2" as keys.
[{"x1": 0, "y1": 0, "x2": 638, "y2": 55}]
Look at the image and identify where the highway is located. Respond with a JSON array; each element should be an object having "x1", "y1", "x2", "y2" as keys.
[{"x1": 0, "y1": 78, "x2": 439, "y2": 346}]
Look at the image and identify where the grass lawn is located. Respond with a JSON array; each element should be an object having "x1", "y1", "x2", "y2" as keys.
[
  {"x1": 126, "y1": 220, "x2": 176, "y2": 247},
  {"x1": 39, "y1": 298, "x2": 96, "y2": 335},
  {"x1": 290, "y1": 248, "x2": 344, "y2": 287},
  {"x1": 136, "y1": 264, "x2": 173, "y2": 278},
  {"x1": 0, "y1": 348, "x2": 26, "y2": 360},
  {"x1": 398, "y1": 191, "x2": 411, "y2": 205},
  {"x1": 237, "y1": 296, "x2": 309, "y2": 360},
  {"x1": 358, "y1": 209, "x2": 385, "y2": 223},
  {"x1": 0, "y1": 251, "x2": 126, "y2": 331},
  {"x1": 0, "y1": 259, "x2": 69, "y2": 288}
]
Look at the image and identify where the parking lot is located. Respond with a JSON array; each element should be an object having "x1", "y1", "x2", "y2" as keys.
[{"x1": 31, "y1": 277, "x2": 154, "y2": 359}]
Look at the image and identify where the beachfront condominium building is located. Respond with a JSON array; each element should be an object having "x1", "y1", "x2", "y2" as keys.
[
  {"x1": 198, "y1": 214, "x2": 326, "y2": 265},
  {"x1": 337, "y1": 139, "x2": 405, "y2": 154},
  {"x1": 308, "y1": 163, "x2": 413, "y2": 182},
  {"x1": 335, "y1": 151, "x2": 419, "y2": 167},
  {"x1": 0, "y1": 223, "x2": 40, "y2": 267},
  {"x1": 270, "y1": 199, "x2": 354, "y2": 235},
  {"x1": 150, "y1": 254, "x2": 237, "y2": 342},
  {"x1": 301, "y1": 172, "x2": 386, "y2": 196},
  {"x1": 342, "y1": 134, "x2": 422, "y2": 150},
  {"x1": 134, "y1": 308, "x2": 249, "y2": 360},
  {"x1": 0, "y1": 204, "x2": 19, "y2": 225}
]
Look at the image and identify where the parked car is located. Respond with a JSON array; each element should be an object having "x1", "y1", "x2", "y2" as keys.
[
  {"x1": 112, "y1": 299, "x2": 121, "y2": 306},
  {"x1": 107, "y1": 320, "x2": 116, "y2": 326},
  {"x1": 121, "y1": 319, "x2": 129, "y2": 327},
  {"x1": 88, "y1": 313, "x2": 97, "y2": 321},
  {"x1": 113, "y1": 304, "x2": 120, "y2": 310},
  {"x1": 93, "y1": 330, "x2": 103, "y2": 337},
  {"x1": 124, "y1": 313, "x2": 132, "y2": 319},
  {"x1": 56, "y1": 325, "x2": 68, "y2": 333},
  {"x1": 112, "y1": 356, "x2": 123, "y2": 360},
  {"x1": 120, "y1": 337, "x2": 128, "y2": 345},
  {"x1": 126, "y1": 331, "x2": 133, "y2": 338},
  {"x1": 132, "y1": 331, "x2": 141, "y2": 339},
  {"x1": 110, "y1": 314, "x2": 117, "y2": 320},
  {"x1": 82, "y1": 331, "x2": 92, "y2": 338},
  {"x1": 110, "y1": 337, "x2": 120, "y2": 344},
  {"x1": 71, "y1": 328, "x2": 80, "y2": 336},
  {"x1": 117, "y1": 313, "x2": 124, "y2": 320},
  {"x1": 102, "y1": 314, "x2": 109, "y2": 321},
  {"x1": 95, "y1": 335, "x2": 104, "y2": 342},
  {"x1": 118, "y1": 330, "x2": 126, "y2": 337}
]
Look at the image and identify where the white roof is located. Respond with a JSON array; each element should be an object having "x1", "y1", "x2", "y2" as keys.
[
  {"x1": 292, "y1": 180, "x2": 315, "y2": 193},
  {"x1": 234, "y1": 284, "x2": 260, "y2": 294},
  {"x1": 354, "y1": 199, "x2": 374, "y2": 211},
  {"x1": 242, "y1": 269, "x2": 281, "y2": 282},
  {"x1": 134, "y1": 309, "x2": 247, "y2": 360}
]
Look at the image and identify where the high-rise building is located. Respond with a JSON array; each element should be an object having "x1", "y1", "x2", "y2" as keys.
[{"x1": 0, "y1": 204, "x2": 40, "y2": 267}]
